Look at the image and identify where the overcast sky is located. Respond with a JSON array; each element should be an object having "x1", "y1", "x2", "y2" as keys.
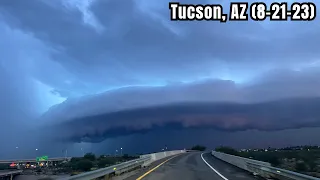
[{"x1": 0, "y1": 0, "x2": 320, "y2": 158}]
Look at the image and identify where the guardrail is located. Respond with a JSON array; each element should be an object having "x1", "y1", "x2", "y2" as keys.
[
  {"x1": 212, "y1": 151, "x2": 319, "y2": 180},
  {"x1": 59, "y1": 150, "x2": 185, "y2": 180}
]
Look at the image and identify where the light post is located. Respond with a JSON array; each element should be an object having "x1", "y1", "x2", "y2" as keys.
[
  {"x1": 15, "y1": 147, "x2": 19, "y2": 158},
  {"x1": 15, "y1": 147, "x2": 20, "y2": 168},
  {"x1": 64, "y1": 149, "x2": 68, "y2": 159},
  {"x1": 35, "y1": 149, "x2": 39, "y2": 166},
  {"x1": 115, "y1": 150, "x2": 118, "y2": 156},
  {"x1": 81, "y1": 148, "x2": 84, "y2": 157},
  {"x1": 120, "y1": 148, "x2": 123, "y2": 156}
]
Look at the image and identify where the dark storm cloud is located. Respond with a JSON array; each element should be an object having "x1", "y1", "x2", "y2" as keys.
[
  {"x1": 89, "y1": 127, "x2": 320, "y2": 155},
  {"x1": 42, "y1": 67, "x2": 320, "y2": 143},
  {"x1": 43, "y1": 67, "x2": 320, "y2": 124},
  {"x1": 50, "y1": 97, "x2": 320, "y2": 143}
]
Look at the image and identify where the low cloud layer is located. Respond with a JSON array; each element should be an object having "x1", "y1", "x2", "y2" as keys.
[
  {"x1": 43, "y1": 68, "x2": 320, "y2": 125},
  {"x1": 44, "y1": 68, "x2": 320, "y2": 143},
  {"x1": 48, "y1": 97, "x2": 320, "y2": 143}
]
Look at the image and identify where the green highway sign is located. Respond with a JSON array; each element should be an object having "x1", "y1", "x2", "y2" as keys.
[{"x1": 36, "y1": 156, "x2": 48, "y2": 162}]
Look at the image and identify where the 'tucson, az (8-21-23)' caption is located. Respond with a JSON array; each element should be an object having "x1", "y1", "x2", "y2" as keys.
[{"x1": 169, "y1": 2, "x2": 317, "y2": 22}]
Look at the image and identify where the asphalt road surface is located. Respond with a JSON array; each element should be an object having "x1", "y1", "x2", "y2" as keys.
[{"x1": 126, "y1": 152, "x2": 261, "y2": 180}]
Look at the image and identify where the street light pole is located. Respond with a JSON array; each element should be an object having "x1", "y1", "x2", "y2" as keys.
[
  {"x1": 65, "y1": 149, "x2": 68, "y2": 159},
  {"x1": 15, "y1": 147, "x2": 19, "y2": 159},
  {"x1": 81, "y1": 148, "x2": 84, "y2": 157},
  {"x1": 35, "y1": 149, "x2": 39, "y2": 166},
  {"x1": 120, "y1": 148, "x2": 123, "y2": 156}
]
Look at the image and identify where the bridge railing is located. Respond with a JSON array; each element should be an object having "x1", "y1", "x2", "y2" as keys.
[
  {"x1": 59, "y1": 150, "x2": 185, "y2": 180},
  {"x1": 212, "y1": 151, "x2": 319, "y2": 180},
  {"x1": 140, "y1": 150, "x2": 185, "y2": 167}
]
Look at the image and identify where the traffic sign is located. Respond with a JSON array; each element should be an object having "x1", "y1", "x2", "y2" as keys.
[{"x1": 36, "y1": 156, "x2": 48, "y2": 162}]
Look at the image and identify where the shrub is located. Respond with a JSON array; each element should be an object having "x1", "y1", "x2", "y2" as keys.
[
  {"x1": 215, "y1": 146, "x2": 239, "y2": 156},
  {"x1": 77, "y1": 159, "x2": 93, "y2": 172},
  {"x1": 191, "y1": 145, "x2": 206, "y2": 151}
]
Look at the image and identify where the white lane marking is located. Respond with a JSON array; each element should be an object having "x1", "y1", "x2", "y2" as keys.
[{"x1": 201, "y1": 153, "x2": 229, "y2": 180}]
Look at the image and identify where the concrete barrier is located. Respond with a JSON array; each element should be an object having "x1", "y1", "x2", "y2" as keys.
[
  {"x1": 212, "y1": 151, "x2": 319, "y2": 180},
  {"x1": 140, "y1": 150, "x2": 185, "y2": 167},
  {"x1": 212, "y1": 151, "x2": 271, "y2": 171},
  {"x1": 59, "y1": 150, "x2": 185, "y2": 180}
]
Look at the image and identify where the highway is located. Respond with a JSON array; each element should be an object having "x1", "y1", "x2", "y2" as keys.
[
  {"x1": 0, "y1": 157, "x2": 71, "y2": 164},
  {"x1": 126, "y1": 152, "x2": 260, "y2": 180}
]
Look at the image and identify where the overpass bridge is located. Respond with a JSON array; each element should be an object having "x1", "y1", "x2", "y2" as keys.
[
  {"x1": 0, "y1": 157, "x2": 71, "y2": 164},
  {"x1": 0, "y1": 170, "x2": 22, "y2": 180},
  {"x1": 0, "y1": 150, "x2": 318, "y2": 180},
  {"x1": 57, "y1": 150, "x2": 318, "y2": 180}
]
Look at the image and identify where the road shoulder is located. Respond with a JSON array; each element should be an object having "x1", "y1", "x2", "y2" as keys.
[{"x1": 202, "y1": 152, "x2": 263, "y2": 180}]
